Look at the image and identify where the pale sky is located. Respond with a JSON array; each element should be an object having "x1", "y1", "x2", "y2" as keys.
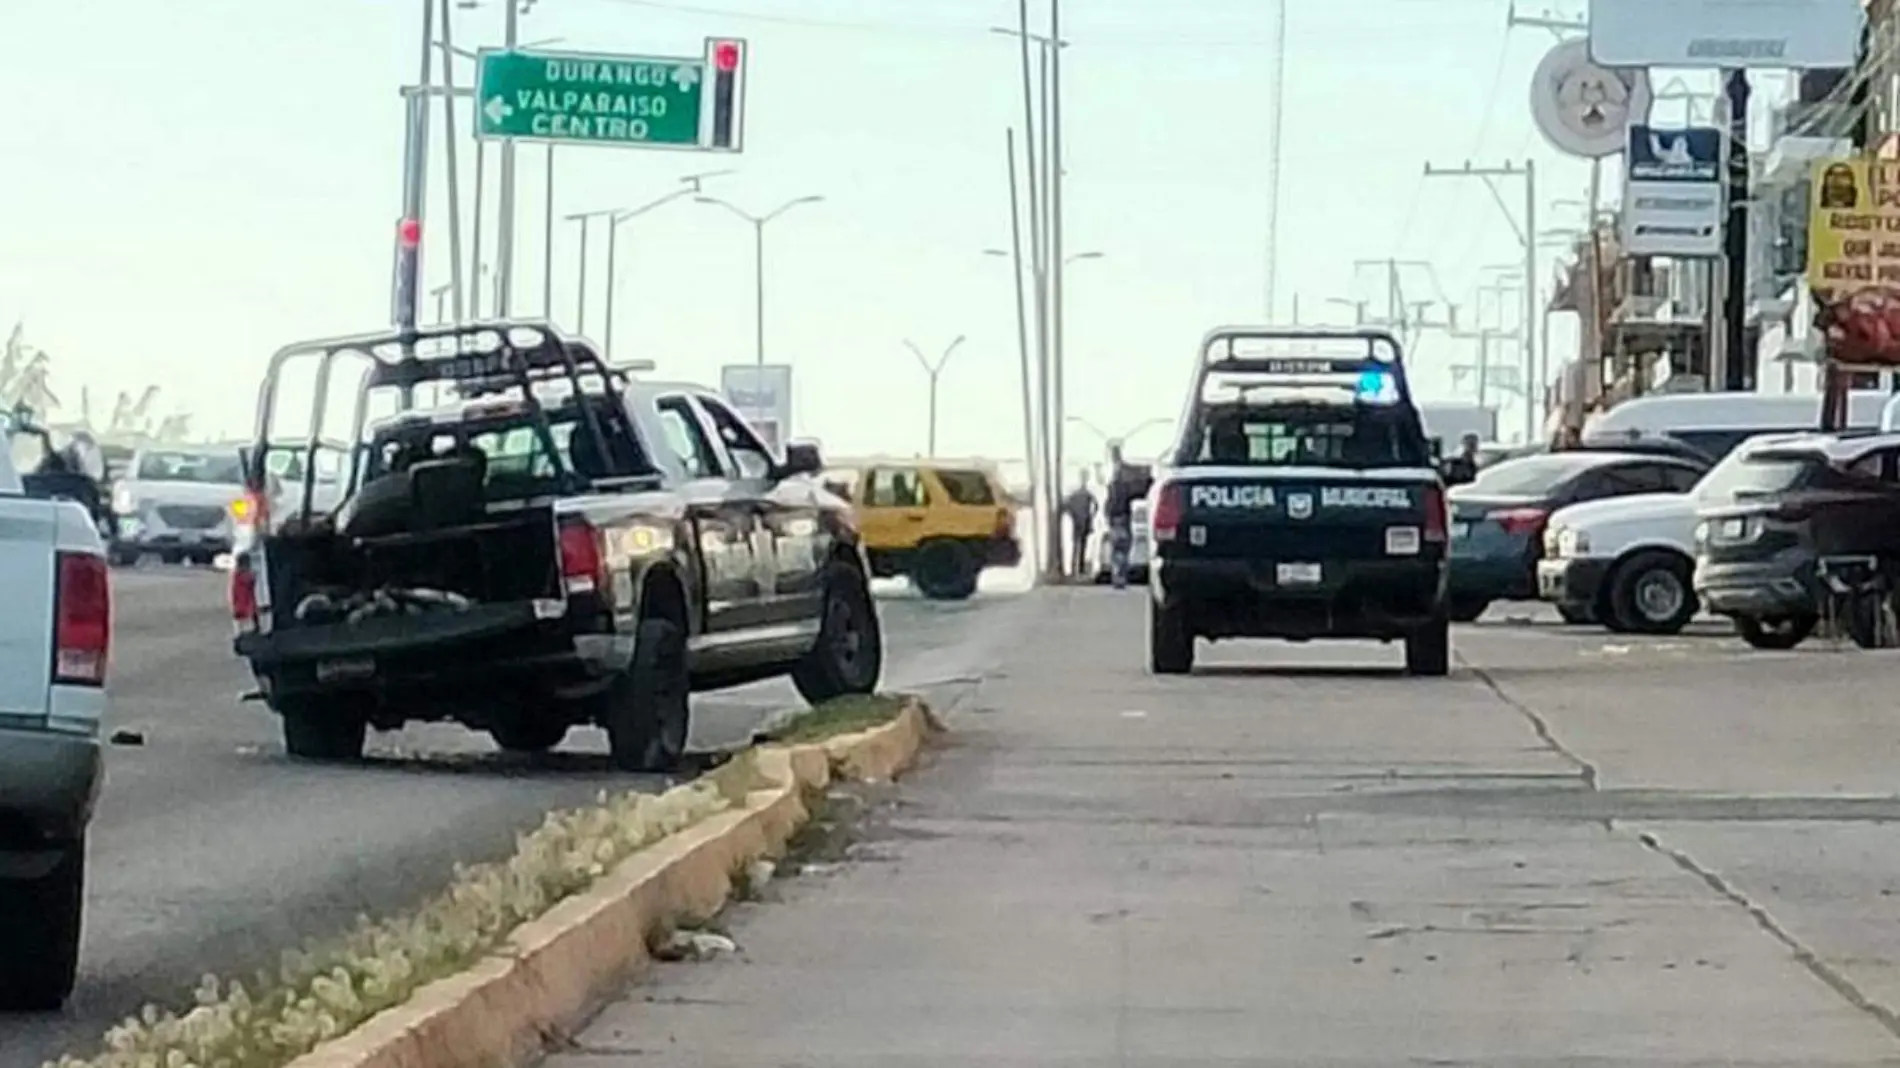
[{"x1": 0, "y1": 0, "x2": 1764, "y2": 461}]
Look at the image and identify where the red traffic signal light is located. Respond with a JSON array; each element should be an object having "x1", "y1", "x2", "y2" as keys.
[
  {"x1": 397, "y1": 218, "x2": 422, "y2": 248},
  {"x1": 713, "y1": 41, "x2": 741, "y2": 72}
]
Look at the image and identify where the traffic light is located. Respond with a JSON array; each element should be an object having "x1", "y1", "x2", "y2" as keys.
[{"x1": 705, "y1": 38, "x2": 746, "y2": 152}]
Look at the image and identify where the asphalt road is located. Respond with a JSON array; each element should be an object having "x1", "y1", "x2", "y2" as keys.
[
  {"x1": 3, "y1": 564, "x2": 1031, "y2": 1067},
  {"x1": 550, "y1": 590, "x2": 1900, "y2": 1066}
]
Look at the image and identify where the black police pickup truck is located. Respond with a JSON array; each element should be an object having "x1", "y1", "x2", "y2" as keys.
[
  {"x1": 1146, "y1": 327, "x2": 1451, "y2": 676},
  {"x1": 230, "y1": 322, "x2": 881, "y2": 771}
]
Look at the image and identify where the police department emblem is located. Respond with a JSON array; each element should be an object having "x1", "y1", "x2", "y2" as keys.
[{"x1": 1288, "y1": 493, "x2": 1313, "y2": 520}]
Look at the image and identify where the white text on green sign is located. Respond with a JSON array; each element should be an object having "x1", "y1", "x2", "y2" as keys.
[{"x1": 476, "y1": 49, "x2": 704, "y2": 147}]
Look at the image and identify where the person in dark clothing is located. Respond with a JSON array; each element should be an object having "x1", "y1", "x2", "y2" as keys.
[
  {"x1": 1061, "y1": 472, "x2": 1098, "y2": 578},
  {"x1": 1103, "y1": 443, "x2": 1146, "y2": 589},
  {"x1": 1440, "y1": 432, "x2": 1481, "y2": 486}
]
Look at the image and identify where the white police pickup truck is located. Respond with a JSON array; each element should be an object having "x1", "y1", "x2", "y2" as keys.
[{"x1": 0, "y1": 416, "x2": 112, "y2": 1009}]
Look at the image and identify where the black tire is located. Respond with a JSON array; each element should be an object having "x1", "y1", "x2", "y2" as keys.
[
  {"x1": 0, "y1": 839, "x2": 83, "y2": 1011},
  {"x1": 602, "y1": 617, "x2": 692, "y2": 773},
  {"x1": 1605, "y1": 550, "x2": 1698, "y2": 635},
  {"x1": 1737, "y1": 614, "x2": 1816, "y2": 651},
  {"x1": 911, "y1": 539, "x2": 977, "y2": 601},
  {"x1": 158, "y1": 550, "x2": 184, "y2": 566},
  {"x1": 1405, "y1": 613, "x2": 1452, "y2": 676},
  {"x1": 793, "y1": 561, "x2": 884, "y2": 704},
  {"x1": 1149, "y1": 599, "x2": 1194, "y2": 674},
  {"x1": 1449, "y1": 597, "x2": 1490, "y2": 623},
  {"x1": 1556, "y1": 603, "x2": 1596, "y2": 626},
  {"x1": 1842, "y1": 593, "x2": 1889, "y2": 649},
  {"x1": 488, "y1": 718, "x2": 569, "y2": 753},
  {"x1": 279, "y1": 699, "x2": 368, "y2": 762}
]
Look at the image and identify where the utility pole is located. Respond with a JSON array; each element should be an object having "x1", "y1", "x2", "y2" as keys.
[
  {"x1": 1720, "y1": 67, "x2": 1753, "y2": 392},
  {"x1": 1264, "y1": 0, "x2": 1288, "y2": 319},
  {"x1": 1423, "y1": 161, "x2": 1539, "y2": 441},
  {"x1": 905, "y1": 337, "x2": 967, "y2": 456},
  {"x1": 1349, "y1": 258, "x2": 1453, "y2": 349}
]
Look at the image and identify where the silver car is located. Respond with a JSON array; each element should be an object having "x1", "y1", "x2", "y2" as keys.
[{"x1": 110, "y1": 448, "x2": 249, "y2": 565}]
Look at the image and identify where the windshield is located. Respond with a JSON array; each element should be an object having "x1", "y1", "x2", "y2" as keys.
[
  {"x1": 1462, "y1": 453, "x2": 1610, "y2": 496},
  {"x1": 136, "y1": 451, "x2": 245, "y2": 484},
  {"x1": 1189, "y1": 401, "x2": 1427, "y2": 469}
]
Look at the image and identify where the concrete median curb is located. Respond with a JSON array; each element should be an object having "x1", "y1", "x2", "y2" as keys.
[{"x1": 286, "y1": 696, "x2": 936, "y2": 1068}]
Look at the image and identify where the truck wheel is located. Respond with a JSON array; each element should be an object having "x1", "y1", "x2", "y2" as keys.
[
  {"x1": 0, "y1": 839, "x2": 84, "y2": 1011},
  {"x1": 1448, "y1": 597, "x2": 1489, "y2": 623},
  {"x1": 1606, "y1": 550, "x2": 1697, "y2": 635},
  {"x1": 793, "y1": 562, "x2": 884, "y2": 704},
  {"x1": 911, "y1": 540, "x2": 977, "y2": 601},
  {"x1": 489, "y1": 718, "x2": 569, "y2": 753},
  {"x1": 1405, "y1": 614, "x2": 1452, "y2": 677},
  {"x1": 279, "y1": 700, "x2": 368, "y2": 762},
  {"x1": 604, "y1": 617, "x2": 691, "y2": 774},
  {"x1": 1149, "y1": 600, "x2": 1194, "y2": 674},
  {"x1": 1737, "y1": 614, "x2": 1816, "y2": 651}
]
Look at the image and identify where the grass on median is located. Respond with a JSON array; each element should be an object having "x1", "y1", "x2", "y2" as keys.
[
  {"x1": 768, "y1": 693, "x2": 911, "y2": 746},
  {"x1": 47, "y1": 752, "x2": 769, "y2": 1068}
]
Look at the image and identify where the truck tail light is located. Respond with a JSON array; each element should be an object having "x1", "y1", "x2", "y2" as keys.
[
  {"x1": 558, "y1": 517, "x2": 611, "y2": 599},
  {"x1": 1151, "y1": 482, "x2": 1184, "y2": 542},
  {"x1": 1422, "y1": 484, "x2": 1447, "y2": 543},
  {"x1": 53, "y1": 551, "x2": 110, "y2": 686},
  {"x1": 230, "y1": 558, "x2": 259, "y2": 628}
]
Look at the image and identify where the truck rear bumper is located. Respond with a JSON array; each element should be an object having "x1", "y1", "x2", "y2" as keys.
[
  {"x1": 236, "y1": 602, "x2": 629, "y2": 709},
  {"x1": 1156, "y1": 557, "x2": 1446, "y2": 640},
  {"x1": 0, "y1": 727, "x2": 101, "y2": 848}
]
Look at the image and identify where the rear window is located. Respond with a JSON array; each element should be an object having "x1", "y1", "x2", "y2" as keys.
[
  {"x1": 934, "y1": 469, "x2": 996, "y2": 505},
  {"x1": 366, "y1": 402, "x2": 648, "y2": 495},
  {"x1": 1694, "y1": 450, "x2": 1818, "y2": 503},
  {"x1": 1191, "y1": 401, "x2": 1428, "y2": 469},
  {"x1": 1463, "y1": 453, "x2": 1612, "y2": 496},
  {"x1": 137, "y1": 451, "x2": 245, "y2": 484}
]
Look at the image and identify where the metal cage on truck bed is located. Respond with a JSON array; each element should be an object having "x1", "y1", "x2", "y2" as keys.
[{"x1": 251, "y1": 320, "x2": 632, "y2": 524}]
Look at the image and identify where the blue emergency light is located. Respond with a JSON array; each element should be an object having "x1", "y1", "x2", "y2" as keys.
[{"x1": 1355, "y1": 367, "x2": 1399, "y2": 404}]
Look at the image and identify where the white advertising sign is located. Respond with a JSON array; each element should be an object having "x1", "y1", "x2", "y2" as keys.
[
  {"x1": 1589, "y1": 0, "x2": 1864, "y2": 69},
  {"x1": 720, "y1": 363, "x2": 792, "y2": 452},
  {"x1": 1622, "y1": 125, "x2": 1726, "y2": 257},
  {"x1": 1528, "y1": 38, "x2": 1652, "y2": 159}
]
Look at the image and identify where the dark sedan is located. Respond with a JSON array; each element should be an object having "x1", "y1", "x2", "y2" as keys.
[{"x1": 1447, "y1": 450, "x2": 1709, "y2": 622}]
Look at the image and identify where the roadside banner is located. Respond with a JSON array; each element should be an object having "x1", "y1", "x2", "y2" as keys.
[
  {"x1": 1621, "y1": 125, "x2": 1724, "y2": 257},
  {"x1": 720, "y1": 363, "x2": 792, "y2": 451},
  {"x1": 1806, "y1": 155, "x2": 1900, "y2": 300}
]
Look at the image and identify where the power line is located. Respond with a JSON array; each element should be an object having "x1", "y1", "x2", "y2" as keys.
[
  {"x1": 1403, "y1": 4, "x2": 1516, "y2": 257},
  {"x1": 582, "y1": 0, "x2": 1515, "y2": 49}
]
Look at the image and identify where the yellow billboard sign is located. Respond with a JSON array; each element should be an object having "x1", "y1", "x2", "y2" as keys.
[{"x1": 1808, "y1": 157, "x2": 1900, "y2": 297}]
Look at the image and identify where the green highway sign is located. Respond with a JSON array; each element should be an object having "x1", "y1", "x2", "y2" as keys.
[{"x1": 475, "y1": 46, "x2": 713, "y2": 149}]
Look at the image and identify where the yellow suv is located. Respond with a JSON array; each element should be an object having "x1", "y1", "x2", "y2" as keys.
[{"x1": 821, "y1": 458, "x2": 1021, "y2": 600}]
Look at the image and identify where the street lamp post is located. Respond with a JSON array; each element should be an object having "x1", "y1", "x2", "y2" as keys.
[
  {"x1": 696, "y1": 195, "x2": 825, "y2": 366},
  {"x1": 904, "y1": 336, "x2": 967, "y2": 456},
  {"x1": 562, "y1": 208, "x2": 616, "y2": 335},
  {"x1": 597, "y1": 170, "x2": 732, "y2": 360}
]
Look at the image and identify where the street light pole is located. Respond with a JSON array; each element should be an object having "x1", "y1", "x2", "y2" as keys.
[
  {"x1": 696, "y1": 194, "x2": 825, "y2": 367},
  {"x1": 905, "y1": 336, "x2": 967, "y2": 456},
  {"x1": 495, "y1": 0, "x2": 520, "y2": 316},
  {"x1": 562, "y1": 208, "x2": 617, "y2": 334}
]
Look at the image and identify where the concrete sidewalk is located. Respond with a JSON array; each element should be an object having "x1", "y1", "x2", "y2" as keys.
[{"x1": 544, "y1": 589, "x2": 1900, "y2": 1067}]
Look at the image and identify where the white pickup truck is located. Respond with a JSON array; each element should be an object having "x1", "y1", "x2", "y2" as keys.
[
  {"x1": 1536, "y1": 433, "x2": 1810, "y2": 635},
  {"x1": 0, "y1": 419, "x2": 112, "y2": 1009}
]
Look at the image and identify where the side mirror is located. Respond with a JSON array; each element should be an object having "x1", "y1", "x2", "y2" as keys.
[
  {"x1": 780, "y1": 440, "x2": 823, "y2": 478},
  {"x1": 1428, "y1": 437, "x2": 1444, "y2": 461}
]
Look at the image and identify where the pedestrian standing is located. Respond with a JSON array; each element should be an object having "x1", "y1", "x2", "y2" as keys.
[{"x1": 1062, "y1": 471, "x2": 1098, "y2": 578}]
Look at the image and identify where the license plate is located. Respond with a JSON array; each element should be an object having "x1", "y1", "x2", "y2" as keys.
[
  {"x1": 315, "y1": 656, "x2": 375, "y2": 683},
  {"x1": 1539, "y1": 569, "x2": 1563, "y2": 596},
  {"x1": 1276, "y1": 562, "x2": 1322, "y2": 585},
  {"x1": 1451, "y1": 522, "x2": 1471, "y2": 540},
  {"x1": 1385, "y1": 526, "x2": 1421, "y2": 555}
]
